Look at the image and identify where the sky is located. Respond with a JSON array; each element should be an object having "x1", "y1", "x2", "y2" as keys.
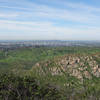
[{"x1": 0, "y1": 0, "x2": 100, "y2": 40}]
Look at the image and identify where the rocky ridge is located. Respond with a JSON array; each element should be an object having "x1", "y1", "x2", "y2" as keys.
[{"x1": 31, "y1": 54, "x2": 100, "y2": 81}]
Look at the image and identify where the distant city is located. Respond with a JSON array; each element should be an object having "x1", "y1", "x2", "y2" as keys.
[{"x1": 0, "y1": 40, "x2": 100, "y2": 50}]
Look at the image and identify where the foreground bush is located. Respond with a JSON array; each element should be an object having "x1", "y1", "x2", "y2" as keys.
[
  {"x1": 0, "y1": 74, "x2": 62, "y2": 100},
  {"x1": 0, "y1": 74, "x2": 100, "y2": 100}
]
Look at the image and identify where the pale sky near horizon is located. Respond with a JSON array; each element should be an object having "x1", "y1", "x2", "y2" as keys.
[{"x1": 0, "y1": 0, "x2": 100, "y2": 40}]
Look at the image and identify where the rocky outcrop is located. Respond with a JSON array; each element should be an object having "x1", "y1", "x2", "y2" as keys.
[{"x1": 33, "y1": 54, "x2": 100, "y2": 80}]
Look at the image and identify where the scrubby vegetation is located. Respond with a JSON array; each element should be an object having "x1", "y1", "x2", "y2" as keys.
[
  {"x1": 0, "y1": 74, "x2": 63, "y2": 100},
  {"x1": 1, "y1": 74, "x2": 100, "y2": 100},
  {"x1": 0, "y1": 46, "x2": 100, "y2": 99}
]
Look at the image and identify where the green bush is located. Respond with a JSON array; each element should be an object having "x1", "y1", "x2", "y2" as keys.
[{"x1": 0, "y1": 74, "x2": 63, "y2": 100}]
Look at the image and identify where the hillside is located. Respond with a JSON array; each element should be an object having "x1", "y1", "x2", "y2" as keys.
[
  {"x1": 0, "y1": 47, "x2": 100, "y2": 99},
  {"x1": 31, "y1": 53, "x2": 100, "y2": 80}
]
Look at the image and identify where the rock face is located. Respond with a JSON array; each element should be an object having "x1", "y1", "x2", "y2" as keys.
[
  {"x1": 84, "y1": 71, "x2": 91, "y2": 79},
  {"x1": 33, "y1": 54, "x2": 100, "y2": 80}
]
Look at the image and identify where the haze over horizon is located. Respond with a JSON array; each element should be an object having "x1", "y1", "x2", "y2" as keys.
[{"x1": 0, "y1": 0, "x2": 100, "y2": 40}]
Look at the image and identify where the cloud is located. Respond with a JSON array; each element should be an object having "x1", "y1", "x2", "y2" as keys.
[
  {"x1": 0, "y1": 5, "x2": 30, "y2": 10},
  {"x1": 0, "y1": 13, "x2": 19, "y2": 18},
  {"x1": 0, "y1": 19, "x2": 100, "y2": 40},
  {"x1": 58, "y1": 1, "x2": 100, "y2": 12},
  {"x1": 0, "y1": 1, "x2": 100, "y2": 24},
  {"x1": 0, "y1": 0, "x2": 100, "y2": 40}
]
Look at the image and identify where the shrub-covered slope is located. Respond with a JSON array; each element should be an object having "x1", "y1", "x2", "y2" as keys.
[{"x1": 1, "y1": 47, "x2": 100, "y2": 99}]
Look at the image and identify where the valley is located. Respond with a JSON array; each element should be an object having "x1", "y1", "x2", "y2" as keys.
[{"x1": 0, "y1": 44, "x2": 100, "y2": 99}]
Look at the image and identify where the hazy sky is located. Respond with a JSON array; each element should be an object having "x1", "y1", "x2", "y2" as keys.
[{"x1": 0, "y1": 0, "x2": 100, "y2": 40}]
